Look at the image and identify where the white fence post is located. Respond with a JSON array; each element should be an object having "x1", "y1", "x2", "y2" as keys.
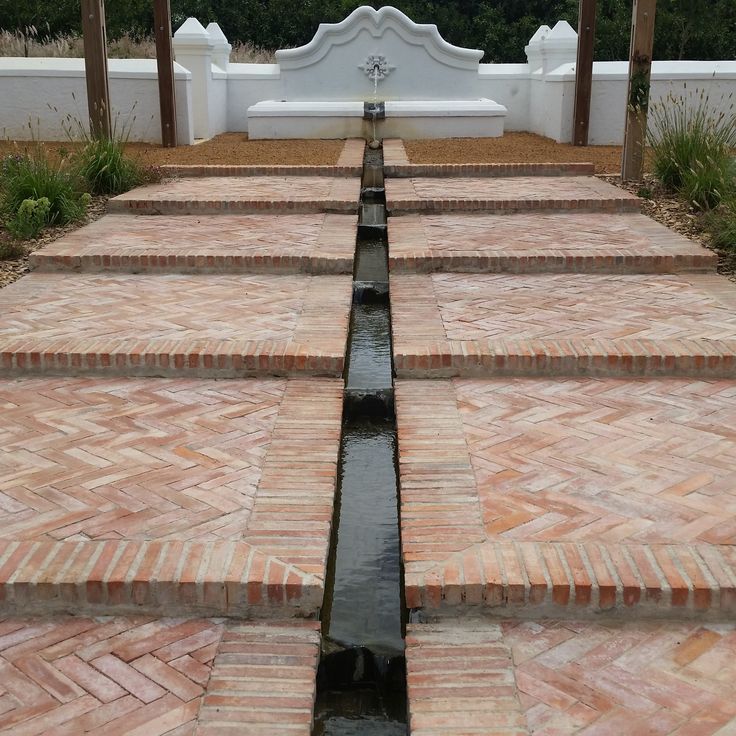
[{"x1": 173, "y1": 18, "x2": 214, "y2": 139}]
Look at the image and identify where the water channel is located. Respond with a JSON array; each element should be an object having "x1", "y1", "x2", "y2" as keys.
[{"x1": 313, "y1": 142, "x2": 408, "y2": 734}]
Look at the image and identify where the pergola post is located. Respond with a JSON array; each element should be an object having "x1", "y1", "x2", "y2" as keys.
[
  {"x1": 81, "y1": 0, "x2": 111, "y2": 138},
  {"x1": 153, "y1": 0, "x2": 178, "y2": 147},
  {"x1": 572, "y1": 0, "x2": 597, "y2": 146},
  {"x1": 621, "y1": 0, "x2": 657, "y2": 181}
]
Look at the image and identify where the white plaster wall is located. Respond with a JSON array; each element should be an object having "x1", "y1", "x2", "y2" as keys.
[
  {"x1": 210, "y1": 70, "x2": 229, "y2": 135},
  {"x1": 226, "y1": 64, "x2": 282, "y2": 132},
  {"x1": 0, "y1": 58, "x2": 193, "y2": 145},
  {"x1": 477, "y1": 64, "x2": 529, "y2": 131},
  {"x1": 551, "y1": 60, "x2": 736, "y2": 144}
]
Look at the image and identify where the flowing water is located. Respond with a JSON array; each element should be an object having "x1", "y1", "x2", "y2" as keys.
[{"x1": 313, "y1": 142, "x2": 407, "y2": 734}]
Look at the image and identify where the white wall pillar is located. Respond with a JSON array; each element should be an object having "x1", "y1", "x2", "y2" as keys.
[
  {"x1": 206, "y1": 22, "x2": 232, "y2": 70},
  {"x1": 173, "y1": 18, "x2": 215, "y2": 139}
]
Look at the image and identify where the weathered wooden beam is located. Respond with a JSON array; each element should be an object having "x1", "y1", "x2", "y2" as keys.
[
  {"x1": 153, "y1": 0, "x2": 178, "y2": 147},
  {"x1": 81, "y1": 0, "x2": 111, "y2": 138},
  {"x1": 622, "y1": 0, "x2": 657, "y2": 181},
  {"x1": 572, "y1": 0, "x2": 597, "y2": 146}
]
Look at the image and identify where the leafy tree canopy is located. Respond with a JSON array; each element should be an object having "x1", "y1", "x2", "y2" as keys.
[{"x1": 0, "y1": 0, "x2": 734, "y2": 62}]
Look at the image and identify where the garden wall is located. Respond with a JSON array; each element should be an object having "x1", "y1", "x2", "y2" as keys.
[{"x1": 0, "y1": 7, "x2": 734, "y2": 145}]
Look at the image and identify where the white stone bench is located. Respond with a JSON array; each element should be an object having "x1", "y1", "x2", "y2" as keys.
[{"x1": 246, "y1": 99, "x2": 507, "y2": 140}]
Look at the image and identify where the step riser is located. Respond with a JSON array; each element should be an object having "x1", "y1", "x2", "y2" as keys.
[
  {"x1": 389, "y1": 255, "x2": 717, "y2": 274},
  {"x1": 0, "y1": 352, "x2": 343, "y2": 378},
  {"x1": 395, "y1": 354, "x2": 736, "y2": 378},
  {"x1": 385, "y1": 163, "x2": 596, "y2": 177},
  {"x1": 389, "y1": 201, "x2": 642, "y2": 215},
  {"x1": 30, "y1": 254, "x2": 353, "y2": 275},
  {"x1": 107, "y1": 200, "x2": 358, "y2": 215}
]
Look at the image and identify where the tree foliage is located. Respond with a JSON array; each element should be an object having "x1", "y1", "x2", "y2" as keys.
[{"x1": 0, "y1": 0, "x2": 734, "y2": 62}]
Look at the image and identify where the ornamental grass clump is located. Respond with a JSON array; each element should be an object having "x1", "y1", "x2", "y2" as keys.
[
  {"x1": 0, "y1": 144, "x2": 88, "y2": 237},
  {"x1": 648, "y1": 86, "x2": 736, "y2": 210}
]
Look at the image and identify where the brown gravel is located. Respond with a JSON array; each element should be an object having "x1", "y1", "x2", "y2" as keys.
[
  {"x1": 0, "y1": 135, "x2": 344, "y2": 168},
  {"x1": 405, "y1": 133, "x2": 633, "y2": 174}
]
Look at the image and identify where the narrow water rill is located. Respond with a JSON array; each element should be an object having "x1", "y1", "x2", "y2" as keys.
[{"x1": 313, "y1": 145, "x2": 408, "y2": 734}]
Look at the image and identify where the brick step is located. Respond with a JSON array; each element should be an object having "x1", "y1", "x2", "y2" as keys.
[
  {"x1": 391, "y1": 273, "x2": 736, "y2": 378},
  {"x1": 397, "y1": 378, "x2": 736, "y2": 617},
  {"x1": 388, "y1": 213, "x2": 716, "y2": 274},
  {"x1": 31, "y1": 214, "x2": 356, "y2": 275},
  {"x1": 159, "y1": 164, "x2": 363, "y2": 177},
  {"x1": 0, "y1": 273, "x2": 350, "y2": 377},
  {"x1": 0, "y1": 616, "x2": 319, "y2": 735},
  {"x1": 386, "y1": 176, "x2": 641, "y2": 214},
  {"x1": 385, "y1": 162, "x2": 596, "y2": 178},
  {"x1": 407, "y1": 621, "x2": 736, "y2": 735},
  {"x1": 0, "y1": 377, "x2": 342, "y2": 616},
  {"x1": 109, "y1": 176, "x2": 361, "y2": 215}
]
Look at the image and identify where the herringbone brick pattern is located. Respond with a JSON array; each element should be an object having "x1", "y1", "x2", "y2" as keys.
[
  {"x1": 0, "y1": 273, "x2": 351, "y2": 376},
  {"x1": 0, "y1": 378, "x2": 342, "y2": 614},
  {"x1": 109, "y1": 177, "x2": 362, "y2": 214},
  {"x1": 386, "y1": 176, "x2": 640, "y2": 213},
  {"x1": 391, "y1": 273, "x2": 736, "y2": 377},
  {"x1": 407, "y1": 620, "x2": 736, "y2": 736},
  {"x1": 0, "y1": 616, "x2": 223, "y2": 735},
  {"x1": 0, "y1": 617, "x2": 320, "y2": 735},
  {"x1": 397, "y1": 378, "x2": 736, "y2": 614},
  {"x1": 388, "y1": 213, "x2": 716, "y2": 273},
  {"x1": 31, "y1": 214, "x2": 356, "y2": 274}
]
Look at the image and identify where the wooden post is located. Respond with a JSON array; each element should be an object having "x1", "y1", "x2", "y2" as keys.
[
  {"x1": 572, "y1": 0, "x2": 597, "y2": 146},
  {"x1": 81, "y1": 0, "x2": 111, "y2": 138},
  {"x1": 153, "y1": 0, "x2": 178, "y2": 147},
  {"x1": 621, "y1": 0, "x2": 657, "y2": 181}
]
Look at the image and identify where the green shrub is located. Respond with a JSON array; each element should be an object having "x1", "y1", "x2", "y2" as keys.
[
  {"x1": 705, "y1": 197, "x2": 736, "y2": 251},
  {"x1": 5, "y1": 196, "x2": 51, "y2": 239},
  {"x1": 648, "y1": 87, "x2": 736, "y2": 210},
  {"x1": 75, "y1": 135, "x2": 144, "y2": 195},
  {"x1": 0, "y1": 149, "x2": 88, "y2": 228}
]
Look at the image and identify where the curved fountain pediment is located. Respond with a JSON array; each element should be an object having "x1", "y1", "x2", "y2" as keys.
[
  {"x1": 276, "y1": 6, "x2": 482, "y2": 72},
  {"x1": 273, "y1": 5, "x2": 485, "y2": 101}
]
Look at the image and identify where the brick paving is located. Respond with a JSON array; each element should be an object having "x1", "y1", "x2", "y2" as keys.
[
  {"x1": 391, "y1": 272, "x2": 736, "y2": 378},
  {"x1": 0, "y1": 616, "x2": 319, "y2": 735},
  {"x1": 31, "y1": 214, "x2": 356, "y2": 275},
  {"x1": 383, "y1": 139, "x2": 595, "y2": 178},
  {"x1": 0, "y1": 272, "x2": 351, "y2": 377},
  {"x1": 397, "y1": 378, "x2": 736, "y2": 614},
  {"x1": 386, "y1": 176, "x2": 641, "y2": 214},
  {"x1": 406, "y1": 620, "x2": 736, "y2": 736},
  {"x1": 388, "y1": 213, "x2": 716, "y2": 274},
  {"x1": 0, "y1": 377, "x2": 342, "y2": 615},
  {"x1": 109, "y1": 177, "x2": 362, "y2": 215}
]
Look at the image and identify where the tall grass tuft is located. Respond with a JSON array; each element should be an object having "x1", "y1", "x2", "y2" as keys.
[
  {"x1": 1, "y1": 145, "x2": 88, "y2": 230},
  {"x1": 648, "y1": 86, "x2": 736, "y2": 210}
]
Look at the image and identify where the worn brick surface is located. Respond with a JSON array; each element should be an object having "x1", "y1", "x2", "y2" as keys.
[
  {"x1": 109, "y1": 177, "x2": 362, "y2": 214},
  {"x1": 407, "y1": 620, "x2": 736, "y2": 736},
  {"x1": 0, "y1": 378, "x2": 342, "y2": 615},
  {"x1": 0, "y1": 617, "x2": 320, "y2": 735},
  {"x1": 31, "y1": 214, "x2": 356, "y2": 275},
  {"x1": 386, "y1": 176, "x2": 641, "y2": 214},
  {"x1": 397, "y1": 378, "x2": 736, "y2": 614},
  {"x1": 0, "y1": 273, "x2": 351, "y2": 377},
  {"x1": 392, "y1": 273, "x2": 736, "y2": 378},
  {"x1": 197, "y1": 622, "x2": 320, "y2": 735},
  {"x1": 406, "y1": 623, "x2": 528, "y2": 736},
  {"x1": 388, "y1": 213, "x2": 716, "y2": 274}
]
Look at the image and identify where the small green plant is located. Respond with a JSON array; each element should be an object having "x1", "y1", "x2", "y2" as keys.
[
  {"x1": 637, "y1": 185, "x2": 653, "y2": 199},
  {"x1": 648, "y1": 86, "x2": 736, "y2": 210},
  {"x1": 5, "y1": 196, "x2": 51, "y2": 239},
  {"x1": 0, "y1": 147, "x2": 88, "y2": 231}
]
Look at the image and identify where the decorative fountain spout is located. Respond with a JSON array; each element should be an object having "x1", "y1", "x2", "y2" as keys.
[{"x1": 359, "y1": 55, "x2": 394, "y2": 148}]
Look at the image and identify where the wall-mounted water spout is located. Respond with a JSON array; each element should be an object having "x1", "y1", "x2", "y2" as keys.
[{"x1": 359, "y1": 55, "x2": 395, "y2": 84}]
